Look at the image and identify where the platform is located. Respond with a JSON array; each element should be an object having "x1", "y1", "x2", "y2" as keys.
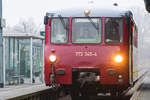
[
  {"x1": 130, "y1": 72, "x2": 150, "y2": 100},
  {"x1": 0, "y1": 84, "x2": 50, "y2": 100}
]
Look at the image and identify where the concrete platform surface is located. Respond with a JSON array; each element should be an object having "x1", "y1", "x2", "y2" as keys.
[{"x1": 0, "y1": 84, "x2": 50, "y2": 100}]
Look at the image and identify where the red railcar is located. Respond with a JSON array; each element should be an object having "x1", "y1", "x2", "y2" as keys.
[{"x1": 44, "y1": 7, "x2": 144, "y2": 96}]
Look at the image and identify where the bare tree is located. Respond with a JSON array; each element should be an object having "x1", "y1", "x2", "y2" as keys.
[{"x1": 4, "y1": 18, "x2": 42, "y2": 35}]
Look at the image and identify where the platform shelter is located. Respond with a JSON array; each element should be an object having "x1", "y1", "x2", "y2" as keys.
[{"x1": 2, "y1": 33, "x2": 44, "y2": 86}]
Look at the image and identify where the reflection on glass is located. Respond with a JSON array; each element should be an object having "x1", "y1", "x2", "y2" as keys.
[
  {"x1": 19, "y1": 39, "x2": 30, "y2": 84},
  {"x1": 32, "y1": 39, "x2": 42, "y2": 83},
  {"x1": 0, "y1": 45, "x2": 3, "y2": 84},
  {"x1": 5, "y1": 38, "x2": 31, "y2": 85},
  {"x1": 51, "y1": 18, "x2": 68, "y2": 44},
  {"x1": 72, "y1": 18, "x2": 101, "y2": 44},
  {"x1": 5, "y1": 38, "x2": 43, "y2": 85},
  {"x1": 105, "y1": 18, "x2": 123, "y2": 43}
]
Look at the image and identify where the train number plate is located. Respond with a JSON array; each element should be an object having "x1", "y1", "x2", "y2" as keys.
[{"x1": 75, "y1": 52, "x2": 97, "y2": 56}]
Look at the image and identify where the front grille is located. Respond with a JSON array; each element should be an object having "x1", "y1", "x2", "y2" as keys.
[{"x1": 72, "y1": 69, "x2": 100, "y2": 86}]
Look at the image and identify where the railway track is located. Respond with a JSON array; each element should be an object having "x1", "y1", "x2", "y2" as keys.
[
  {"x1": 58, "y1": 94, "x2": 131, "y2": 100},
  {"x1": 5, "y1": 72, "x2": 148, "y2": 100},
  {"x1": 5, "y1": 88, "x2": 131, "y2": 100},
  {"x1": 4, "y1": 85, "x2": 136, "y2": 100}
]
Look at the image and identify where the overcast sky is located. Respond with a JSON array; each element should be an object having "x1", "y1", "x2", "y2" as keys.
[{"x1": 3, "y1": 0, "x2": 145, "y2": 26}]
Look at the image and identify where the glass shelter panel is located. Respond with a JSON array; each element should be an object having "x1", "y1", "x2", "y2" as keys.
[
  {"x1": 19, "y1": 39, "x2": 31, "y2": 84},
  {"x1": 5, "y1": 38, "x2": 9, "y2": 84},
  {"x1": 5, "y1": 38, "x2": 31, "y2": 85},
  {"x1": 0, "y1": 45, "x2": 2, "y2": 86},
  {"x1": 32, "y1": 39, "x2": 43, "y2": 83},
  {"x1": 4, "y1": 35, "x2": 44, "y2": 86},
  {"x1": 5, "y1": 38, "x2": 19, "y2": 85}
]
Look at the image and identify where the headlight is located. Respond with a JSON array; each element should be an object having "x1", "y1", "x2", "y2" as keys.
[
  {"x1": 49, "y1": 55, "x2": 57, "y2": 63},
  {"x1": 114, "y1": 55, "x2": 123, "y2": 63}
]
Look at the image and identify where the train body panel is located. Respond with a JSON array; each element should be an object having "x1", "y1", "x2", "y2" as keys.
[{"x1": 45, "y1": 43, "x2": 129, "y2": 85}]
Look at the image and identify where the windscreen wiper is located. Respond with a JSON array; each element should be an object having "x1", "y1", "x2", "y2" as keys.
[
  {"x1": 87, "y1": 16, "x2": 98, "y2": 30},
  {"x1": 58, "y1": 14, "x2": 68, "y2": 31}
]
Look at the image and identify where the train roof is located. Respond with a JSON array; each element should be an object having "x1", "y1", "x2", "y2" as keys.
[{"x1": 46, "y1": 6, "x2": 132, "y2": 18}]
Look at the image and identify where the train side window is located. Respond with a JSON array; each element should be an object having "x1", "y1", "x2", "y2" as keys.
[
  {"x1": 133, "y1": 26, "x2": 138, "y2": 47},
  {"x1": 105, "y1": 18, "x2": 123, "y2": 44},
  {"x1": 51, "y1": 18, "x2": 68, "y2": 44}
]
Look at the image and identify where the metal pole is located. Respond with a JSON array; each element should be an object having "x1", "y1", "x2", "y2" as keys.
[
  {"x1": 0, "y1": 0, "x2": 2, "y2": 30},
  {"x1": 17, "y1": 40, "x2": 20, "y2": 85},
  {"x1": 30, "y1": 38, "x2": 33, "y2": 84},
  {"x1": 2, "y1": 38, "x2": 5, "y2": 87},
  {"x1": 42, "y1": 40, "x2": 44, "y2": 83},
  {"x1": 0, "y1": 0, "x2": 2, "y2": 32},
  {"x1": 0, "y1": 0, "x2": 3, "y2": 87}
]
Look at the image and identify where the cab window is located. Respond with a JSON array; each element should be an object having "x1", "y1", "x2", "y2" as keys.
[
  {"x1": 51, "y1": 18, "x2": 68, "y2": 44},
  {"x1": 105, "y1": 18, "x2": 123, "y2": 43},
  {"x1": 72, "y1": 18, "x2": 101, "y2": 44}
]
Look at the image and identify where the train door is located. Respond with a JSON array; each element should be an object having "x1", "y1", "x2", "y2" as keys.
[
  {"x1": 128, "y1": 20, "x2": 134, "y2": 85},
  {"x1": 129, "y1": 20, "x2": 138, "y2": 84},
  {"x1": 132, "y1": 25, "x2": 138, "y2": 82}
]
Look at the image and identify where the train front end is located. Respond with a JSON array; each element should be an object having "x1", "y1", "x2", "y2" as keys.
[{"x1": 44, "y1": 9, "x2": 130, "y2": 95}]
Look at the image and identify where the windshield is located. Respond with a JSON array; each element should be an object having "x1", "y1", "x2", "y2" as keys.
[
  {"x1": 51, "y1": 18, "x2": 68, "y2": 44},
  {"x1": 105, "y1": 18, "x2": 123, "y2": 43},
  {"x1": 72, "y1": 18, "x2": 101, "y2": 44}
]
